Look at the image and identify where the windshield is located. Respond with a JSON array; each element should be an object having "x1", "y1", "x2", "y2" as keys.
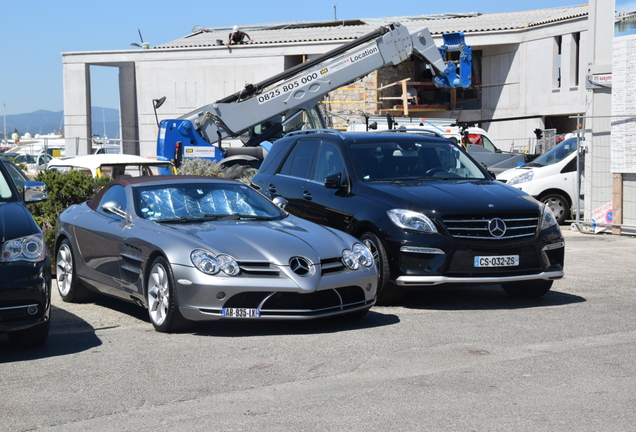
[
  {"x1": 529, "y1": 138, "x2": 578, "y2": 167},
  {"x1": 349, "y1": 139, "x2": 488, "y2": 181},
  {"x1": 134, "y1": 182, "x2": 285, "y2": 222}
]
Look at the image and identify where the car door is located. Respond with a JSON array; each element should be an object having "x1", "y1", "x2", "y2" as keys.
[
  {"x1": 298, "y1": 139, "x2": 350, "y2": 231},
  {"x1": 71, "y1": 185, "x2": 128, "y2": 296},
  {"x1": 263, "y1": 138, "x2": 318, "y2": 215}
]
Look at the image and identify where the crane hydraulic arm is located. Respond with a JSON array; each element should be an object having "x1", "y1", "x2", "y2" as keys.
[{"x1": 156, "y1": 22, "x2": 472, "y2": 168}]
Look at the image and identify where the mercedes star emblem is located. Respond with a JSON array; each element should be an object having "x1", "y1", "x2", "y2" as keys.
[{"x1": 488, "y1": 218, "x2": 507, "y2": 237}]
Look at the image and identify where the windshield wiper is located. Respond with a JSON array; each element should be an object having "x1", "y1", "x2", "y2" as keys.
[{"x1": 156, "y1": 215, "x2": 224, "y2": 223}]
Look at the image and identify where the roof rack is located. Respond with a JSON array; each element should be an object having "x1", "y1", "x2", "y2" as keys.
[
  {"x1": 284, "y1": 129, "x2": 348, "y2": 138},
  {"x1": 371, "y1": 129, "x2": 445, "y2": 138}
]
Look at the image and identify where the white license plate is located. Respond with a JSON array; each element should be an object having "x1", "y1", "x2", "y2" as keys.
[
  {"x1": 222, "y1": 308, "x2": 261, "y2": 318},
  {"x1": 474, "y1": 255, "x2": 519, "y2": 267}
]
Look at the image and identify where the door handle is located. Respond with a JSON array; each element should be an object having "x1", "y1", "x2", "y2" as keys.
[{"x1": 302, "y1": 190, "x2": 312, "y2": 201}]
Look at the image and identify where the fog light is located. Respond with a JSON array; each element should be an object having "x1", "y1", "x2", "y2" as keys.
[
  {"x1": 216, "y1": 292, "x2": 226, "y2": 300},
  {"x1": 366, "y1": 283, "x2": 372, "y2": 292},
  {"x1": 27, "y1": 305, "x2": 38, "y2": 316}
]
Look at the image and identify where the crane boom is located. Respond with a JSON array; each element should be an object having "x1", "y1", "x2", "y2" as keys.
[{"x1": 156, "y1": 22, "x2": 472, "y2": 172}]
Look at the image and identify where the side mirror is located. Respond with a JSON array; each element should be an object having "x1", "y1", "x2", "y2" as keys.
[
  {"x1": 24, "y1": 181, "x2": 47, "y2": 203},
  {"x1": 324, "y1": 173, "x2": 344, "y2": 189},
  {"x1": 272, "y1": 196, "x2": 287, "y2": 210},
  {"x1": 102, "y1": 201, "x2": 126, "y2": 218}
]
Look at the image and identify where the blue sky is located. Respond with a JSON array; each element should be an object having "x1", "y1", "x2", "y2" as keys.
[{"x1": 1, "y1": 1, "x2": 586, "y2": 116}]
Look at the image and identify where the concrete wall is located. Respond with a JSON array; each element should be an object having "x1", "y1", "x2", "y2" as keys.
[{"x1": 62, "y1": 19, "x2": 589, "y2": 157}]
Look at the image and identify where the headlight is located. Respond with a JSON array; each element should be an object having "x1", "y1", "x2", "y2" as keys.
[
  {"x1": 540, "y1": 203, "x2": 558, "y2": 230},
  {"x1": 2, "y1": 233, "x2": 46, "y2": 262},
  {"x1": 507, "y1": 171, "x2": 534, "y2": 186},
  {"x1": 342, "y1": 242, "x2": 374, "y2": 270},
  {"x1": 387, "y1": 209, "x2": 438, "y2": 234},
  {"x1": 191, "y1": 249, "x2": 240, "y2": 276}
]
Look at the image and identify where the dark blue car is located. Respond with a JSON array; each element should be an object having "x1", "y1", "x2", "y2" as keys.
[{"x1": 0, "y1": 156, "x2": 51, "y2": 347}]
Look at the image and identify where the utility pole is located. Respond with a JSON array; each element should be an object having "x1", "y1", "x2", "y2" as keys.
[{"x1": 333, "y1": 4, "x2": 337, "y2": 20}]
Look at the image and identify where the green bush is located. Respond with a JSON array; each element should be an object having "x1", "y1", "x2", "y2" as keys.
[
  {"x1": 177, "y1": 158, "x2": 223, "y2": 177},
  {"x1": 29, "y1": 171, "x2": 112, "y2": 254},
  {"x1": 177, "y1": 157, "x2": 257, "y2": 184}
]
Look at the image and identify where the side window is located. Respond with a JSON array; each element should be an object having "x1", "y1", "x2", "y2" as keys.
[
  {"x1": 314, "y1": 140, "x2": 344, "y2": 182},
  {"x1": 481, "y1": 135, "x2": 497, "y2": 152},
  {"x1": 97, "y1": 185, "x2": 127, "y2": 217},
  {"x1": 278, "y1": 139, "x2": 319, "y2": 179},
  {"x1": 4, "y1": 162, "x2": 28, "y2": 191}
]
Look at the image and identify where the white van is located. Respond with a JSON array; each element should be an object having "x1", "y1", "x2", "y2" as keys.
[{"x1": 497, "y1": 137, "x2": 581, "y2": 225}]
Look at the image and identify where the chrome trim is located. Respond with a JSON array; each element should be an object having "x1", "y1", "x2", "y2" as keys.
[
  {"x1": 0, "y1": 304, "x2": 39, "y2": 311},
  {"x1": 400, "y1": 246, "x2": 445, "y2": 255},
  {"x1": 542, "y1": 242, "x2": 565, "y2": 251},
  {"x1": 395, "y1": 270, "x2": 564, "y2": 286},
  {"x1": 450, "y1": 233, "x2": 535, "y2": 240}
]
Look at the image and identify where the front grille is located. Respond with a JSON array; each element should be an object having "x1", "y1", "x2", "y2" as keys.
[
  {"x1": 236, "y1": 257, "x2": 346, "y2": 277},
  {"x1": 320, "y1": 257, "x2": 346, "y2": 275},
  {"x1": 238, "y1": 261, "x2": 280, "y2": 277},
  {"x1": 442, "y1": 214, "x2": 538, "y2": 240}
]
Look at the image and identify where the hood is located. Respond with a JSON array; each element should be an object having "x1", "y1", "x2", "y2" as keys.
[
  {"x1": 0, "y1": 202, "x2": 41, "y2": 243},
  {"x1": 156, "y1": 216, "x2": 355, "y2": 265},
  {"x1": 362, "y1": 180, "x2": 540, "y2": 216}
]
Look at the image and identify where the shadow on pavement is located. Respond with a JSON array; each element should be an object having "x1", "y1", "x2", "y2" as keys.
[
  {"x1": 192, "y1": 309, "x2": 400, "y2": 337},
  {"x1": 0, "y1": 305, "x2": 102, "y2": 363},
  {"x1": 398, "y1": 284, "x2": 585, "y2": 311}
]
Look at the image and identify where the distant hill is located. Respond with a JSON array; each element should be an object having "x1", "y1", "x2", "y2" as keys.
[{"x1": 1, "y1": 108, "x2": 120, "y2": 140}]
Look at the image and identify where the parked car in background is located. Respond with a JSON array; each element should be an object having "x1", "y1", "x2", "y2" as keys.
[
  {"x1": 0, "y1": 156, "x2": 51, "y2": 348},
  {"x1": 497, "y1": 137, "x2": 581, "y2": 225},
  {"x1": 2, "y1": 152, "x2": 52, "y2": 177},
  {"x1": 55, "y1": 176, "x2": 377, "y2": 332},
  {"x1": 47, "y1": 154, "x2": 177, "y2": 179},
  {"x1": 252, "y1": 130, "x2": 565, "y2": 304}
]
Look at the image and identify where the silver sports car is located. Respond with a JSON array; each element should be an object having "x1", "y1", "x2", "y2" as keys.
[{"x1": 55, "y1": 176, "x2": 377, "y2": 332}]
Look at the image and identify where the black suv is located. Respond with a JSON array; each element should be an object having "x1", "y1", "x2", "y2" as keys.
[
  {"x1": 0, "y1": 156, "x2": 51, "y2": 347},
  {"x1": 252, "y1": 130, "x2": 565, "y2": 304}
]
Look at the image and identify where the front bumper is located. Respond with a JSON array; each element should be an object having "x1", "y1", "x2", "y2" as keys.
[
  {"x1": 0, "y1": 257, "x2": 52, "y2": 332},
  {"x1": 396, "y1": 270, "x2": 564, "y2": 286},
  {"x1": 170, "y1": 263, "x2": 377, "y2": 321},
  {"x1": 384, "y1": 225, "x2": 565, "y2": 288}
]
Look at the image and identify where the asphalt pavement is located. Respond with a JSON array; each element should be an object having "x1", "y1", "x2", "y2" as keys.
[{"x1": 2, "y1": 228, "x2": 635, "y2": 432}]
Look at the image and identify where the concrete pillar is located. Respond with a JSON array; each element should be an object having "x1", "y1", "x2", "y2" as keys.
[
  {"x1": 584, "y1": 0, "x2": 613, "y2": 220},
  {"x1": 118, "y1": 63, "x2": 139, "y2": 155},
  {"x1": 63, "y1": 63, "x2": 92, "y2": 155}
]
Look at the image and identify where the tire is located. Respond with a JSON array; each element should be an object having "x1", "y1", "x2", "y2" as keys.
[
  {"x1": 541, "y1": 193, "x2": 570, "y2": 225},
  {"x1": 222, "y1": 164, "x2": 257, "y2": 180},
  {"x1": 360, "y1": 232, "x2": 403, "y2": 305},
  {"x1": 502, "y1": 280, "x2": 553, "y2": 298},
  {"x1": 7, "y1": 320, "x2": 50, "y2": 348},
  {"x1": 146, "y1": 257, "x2": 190, "y2": 333},
  {"x1": 56, "y1": 239, "x2": 93, "y2": 302}
]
